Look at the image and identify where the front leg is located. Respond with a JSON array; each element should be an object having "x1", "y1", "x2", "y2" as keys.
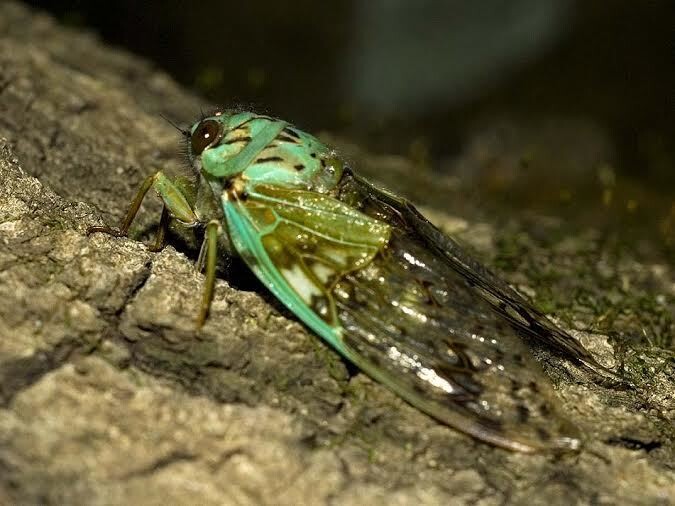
[
  {"x1": 196, "y1": 220, "x2": 220, "y2": 327},
  {"x1": 88, "y1": 172, "x2": 225, "y2": 327},
  {"x1": 87, "y1": 171, "x2": 199, "y2": 243}
]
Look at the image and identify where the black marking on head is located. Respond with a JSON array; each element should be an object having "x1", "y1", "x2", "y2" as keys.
[
  {"x1": 225, "y1": 136, "x2": 252, "y2": 145},
  {"x1": 294, "y1": 164, "x2": 305, "y2": 171},
  {"x1": 283, "y1": 127, "x2": 301, "y2": 139},
  {"x1": 310, "y1": 152, "x2": 317, "y2": 158},
  {"x1": 256, "y1": 156, "x2": 284, "y2": 163},
  {"x1": 230, "y1": 116, "x2": 256, "y2": 130},
  {"x1": 278, "y1": 133, "x2": 299, "y2": 143}
]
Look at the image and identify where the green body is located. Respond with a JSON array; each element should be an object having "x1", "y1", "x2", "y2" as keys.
[
  {"x1": 91, "y1": 110, "x2": 615, "y2": 453},
  {"x1": 196, "y1": 112, "x2": 390, "y2": 360}
]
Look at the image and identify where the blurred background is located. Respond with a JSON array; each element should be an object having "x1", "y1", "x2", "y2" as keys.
[{"x1": 26, "y1": 0, "x2": 675, "y2": 253}]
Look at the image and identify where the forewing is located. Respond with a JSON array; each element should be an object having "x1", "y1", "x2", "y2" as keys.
[
  {"x1": 224, "y1": 178, "x2": 590, "y2": 452},
  {"x1": 222, "y1": 183, "x2": 390, "y2": 354}
]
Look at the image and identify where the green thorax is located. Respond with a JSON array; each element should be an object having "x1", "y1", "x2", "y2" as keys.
[{"x1": 196, "y1": 112, "x2": 342, "y2": 193}]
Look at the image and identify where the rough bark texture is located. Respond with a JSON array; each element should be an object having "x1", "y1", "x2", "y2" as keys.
[{"x1": 0, "y1": 3, "x2": 673, "y2": 505}]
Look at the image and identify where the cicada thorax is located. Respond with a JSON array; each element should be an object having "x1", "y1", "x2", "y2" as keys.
[{"x1": 199, "y1": 112, "x2": 344, "y2": 195}]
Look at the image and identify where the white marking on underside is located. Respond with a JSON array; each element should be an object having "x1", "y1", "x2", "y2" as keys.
[{"x1": 282, "y1": 265, "x2": 322, "y2": 303}]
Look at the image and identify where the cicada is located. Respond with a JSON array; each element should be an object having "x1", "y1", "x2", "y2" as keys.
[{"x1": 89, "y1": 110, "x2": 612, "y2": 452}]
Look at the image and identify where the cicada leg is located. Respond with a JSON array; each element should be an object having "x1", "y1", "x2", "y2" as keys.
[
  {"x1": 148, "y1": 205, "x2": 170, "y2": 252},
  {"x1": 196, "y1": 220, "x2": 220, "y2": 327},
  {"x1": 87, "y1": 171, "x2": 199, "y2": 244}
]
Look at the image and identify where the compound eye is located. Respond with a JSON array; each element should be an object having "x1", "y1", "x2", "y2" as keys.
[{"x1": 191, "y1": 119, "x2": 222, "y2": 155}]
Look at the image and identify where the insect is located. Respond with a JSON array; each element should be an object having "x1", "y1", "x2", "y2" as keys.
[{"x1": 89, "y1": 110, "x2": 613, "y2": 452}]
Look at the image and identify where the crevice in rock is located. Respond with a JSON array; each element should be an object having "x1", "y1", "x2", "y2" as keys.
[
  {"x1": 0, "y1": 338, "x2": 80, "y2": 407},
  {"x1": 208, "y1": 446, "x2": 246, "y2": 472},
  {"x1": 118, "y1": 451, "x2": 197, "y2": 480},
  {"x1": 0, "y1": 456, "x2": 22, "y2": 505},
  {"x1": 115, "y1": 259, "x2": 153, "y2": 318},
  {"x1": 605, "y1": 436, "x2": 662, "y2": 453}
]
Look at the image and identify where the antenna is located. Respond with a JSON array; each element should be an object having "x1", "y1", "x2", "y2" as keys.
[{"x1": 159, "y1": 113, "x2": 190, "y2": 137}]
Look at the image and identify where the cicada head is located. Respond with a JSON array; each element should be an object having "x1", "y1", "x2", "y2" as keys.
[{"x1": 188, "y1": 110, "x2": 342, "y2": 192}]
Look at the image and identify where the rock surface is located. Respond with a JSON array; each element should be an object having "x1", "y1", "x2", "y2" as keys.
[{"x1": 0, "y1": 2, "x2": 673, "y2": 505}]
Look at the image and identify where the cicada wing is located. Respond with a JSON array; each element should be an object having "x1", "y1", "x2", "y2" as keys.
[
  {"x1": 224, "y1": 182, "x2": 584, "y2": 452},
  {"x1": 339, "y1": 170, "x2": 613, "y2": 377},
  {"x1": 222, "y1": 183, "x2": 391, "y2": 355},
  {"x1": 333, "y1": 225, "x2": 584, "y2": 452}
]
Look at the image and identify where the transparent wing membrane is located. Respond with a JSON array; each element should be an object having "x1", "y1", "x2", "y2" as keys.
[{"x1": 219, "y1": 173, "x2": 612, "y2": 451}]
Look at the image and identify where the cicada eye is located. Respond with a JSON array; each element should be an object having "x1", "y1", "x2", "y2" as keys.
[{"x1": 191, "y1": 119, "x2": 223, "y2": 155}]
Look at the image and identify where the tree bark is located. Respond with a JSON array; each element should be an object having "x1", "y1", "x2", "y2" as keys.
[{"x1": 0, "y1": 2, "x2": 672, "y2": 504}]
